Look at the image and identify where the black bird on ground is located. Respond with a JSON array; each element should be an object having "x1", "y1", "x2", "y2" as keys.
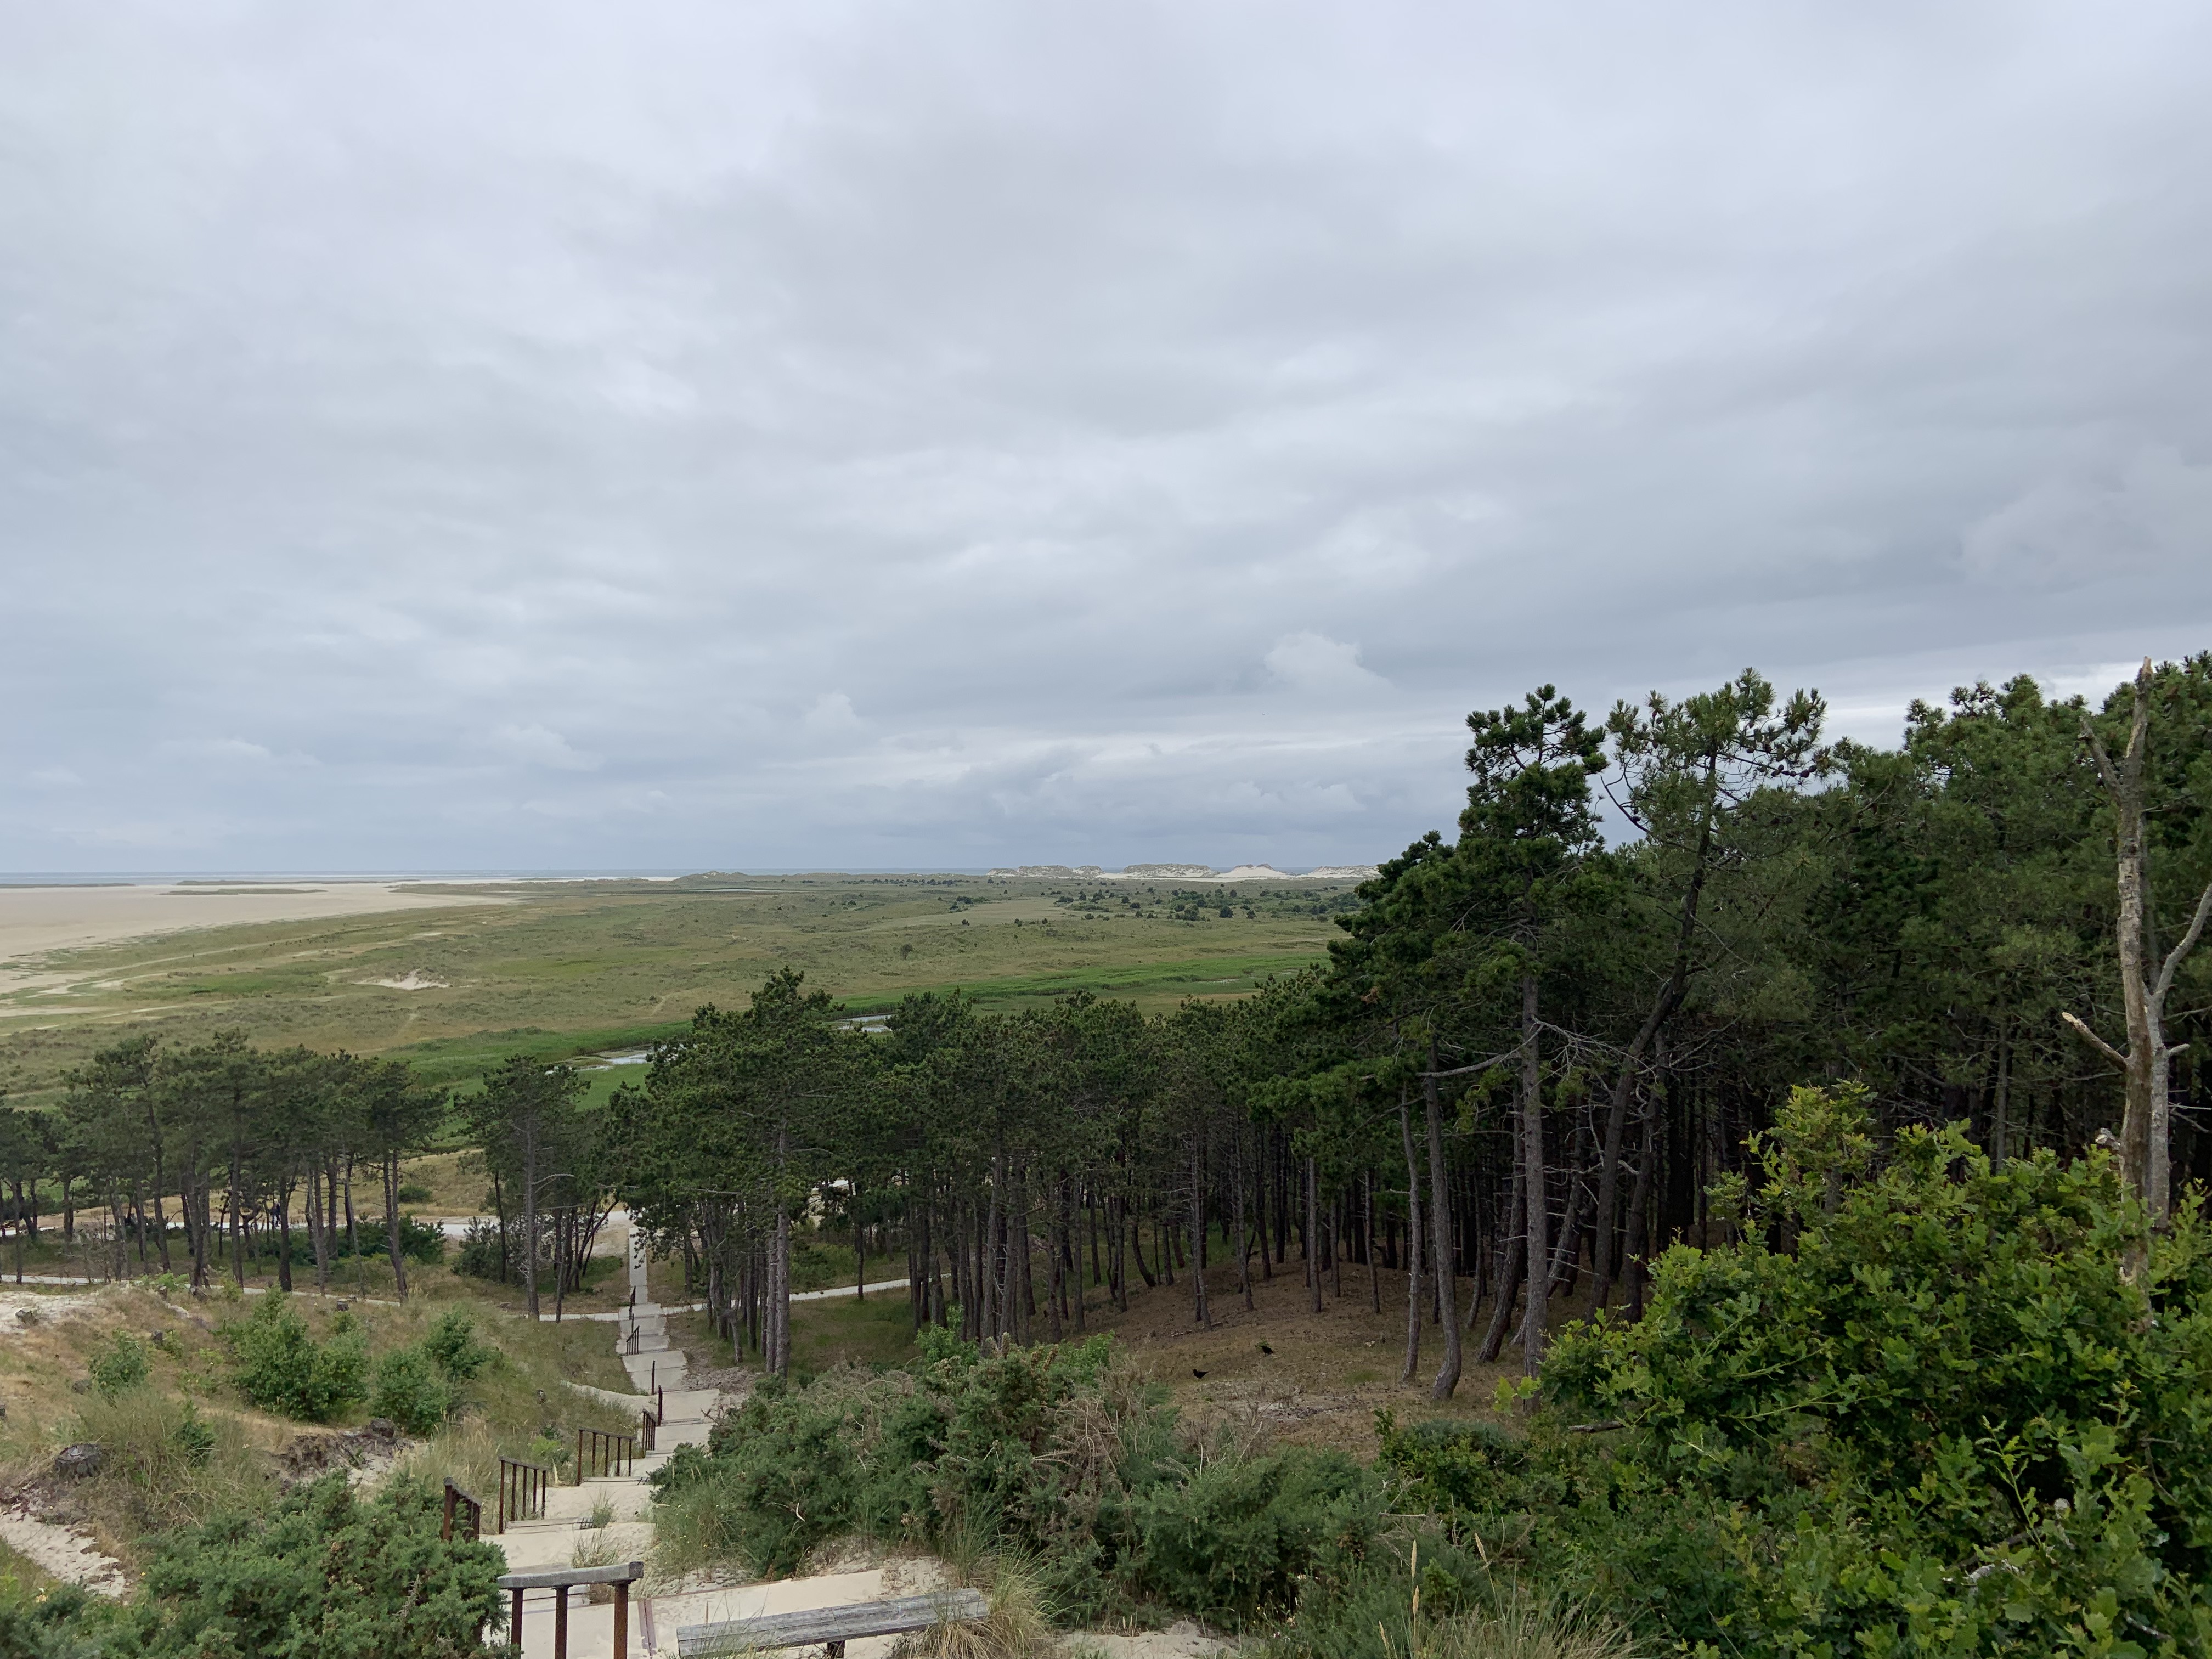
[
  {"x1": 1257, "y1": 1342, "x2": 1274, "y2": 1355},
  {"x1": 1192, "y1": 1369, "x2": 1209, "y2": 1379}
]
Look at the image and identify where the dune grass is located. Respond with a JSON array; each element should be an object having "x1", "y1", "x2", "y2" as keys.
[{"x1": 0, "y1": 1272, "x2": 641, "y2": 1571}]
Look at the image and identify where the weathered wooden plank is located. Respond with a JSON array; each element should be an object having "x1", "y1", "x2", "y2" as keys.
[
  {"x1": 676, "y1": 1589, "x2": 990, "y2": 1657},
  {"x1": 495, "y1": 1559, "x2": 645, "y2": 1590}
]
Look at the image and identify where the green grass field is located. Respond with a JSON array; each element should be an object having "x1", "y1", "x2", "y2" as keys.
[{"x1": 0, "y1": 873, "x2": 1357, "y2": 1105}]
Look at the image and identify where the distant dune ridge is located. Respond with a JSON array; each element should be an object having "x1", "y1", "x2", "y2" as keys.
[{"x1": 985, "y1": 862, "x2": 1376, "y2": 882}]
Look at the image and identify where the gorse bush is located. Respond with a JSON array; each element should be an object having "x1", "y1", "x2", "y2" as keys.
[
  {"x1": 359, "y1": 1312, "x2": 495, "y2": 1437},
  {"x1": 104, "y1": 1473, "x2": 506, "y2": 1658},
  {"x1": 1133, "y1": 1444, "x2": 1379, "y2": 1623},
  {"x1": 0, "y1": 1581, "x2": 105, "y2": 1659},
  {"x1": 170, "y1": 1404, "x2": 217, "y2": 1469},
  {"x1": 650, "y1": 1327, "x2": 1374, "y2": 1624},
  {"x1": 222, "y1": 1293, "x2": 366, "y2": 1421}
]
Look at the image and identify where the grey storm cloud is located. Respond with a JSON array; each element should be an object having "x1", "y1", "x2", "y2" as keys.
[{"x1": 3, "y1": 1, "x2": 2208, "y2": 871}]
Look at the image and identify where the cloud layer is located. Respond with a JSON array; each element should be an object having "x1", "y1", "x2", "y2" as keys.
[{"x1": 4, "y1": 2, "x2": 2208, "y2": 870}]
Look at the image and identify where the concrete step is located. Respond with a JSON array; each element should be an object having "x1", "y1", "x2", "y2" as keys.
[
  {"x1": 539, "y1": 1481, "x2": 653, "y2": 1526},
  {"x1": 492, "y1": 1519, "x2": 656, "y2": 1575},
  {"x1": 622, "y1": 1352, "x2": 687, "y2": 1391}
]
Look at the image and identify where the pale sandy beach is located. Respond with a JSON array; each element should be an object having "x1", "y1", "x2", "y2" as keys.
[{"x1": 0, "y1": 881, "x2": 510, "y2": 969}]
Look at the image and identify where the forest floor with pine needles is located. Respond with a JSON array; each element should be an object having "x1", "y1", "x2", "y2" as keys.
[{"x1": 668, "y1": 1247, "x2": 1550, "y2": 1460}]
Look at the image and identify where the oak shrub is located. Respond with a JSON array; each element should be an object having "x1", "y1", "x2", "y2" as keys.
[{"x1": 1374, "y1": 1085, "x2": 2212, "y2": 1658}]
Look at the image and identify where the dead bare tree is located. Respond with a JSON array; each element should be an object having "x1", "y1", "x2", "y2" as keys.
[{"x1": 2063, "y1": 659, "x2": 2212, "y2": 1223}]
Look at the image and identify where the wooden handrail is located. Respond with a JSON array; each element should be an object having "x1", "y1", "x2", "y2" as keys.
[
  {"x1": 678, "y1": 1589, "x2": 991, "y2": 1658},
  {"x1": 442, "y1": 1479, "x2": 483, "y2": 1542},
  {"x1": 573, "y1": 1425, "x2": 638, "y2": 1484},
  {"x1": 498, "y1": 1560, "x2": 645, "y2": 1659},
  {"x1": 495, "y1": 1456, "x2": 553, "y2": 1535}
]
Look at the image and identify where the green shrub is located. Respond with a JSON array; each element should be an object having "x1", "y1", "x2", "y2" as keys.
[
  {"x1": 422, "y1": 1309, "x2": 495, "y2": 1383},
  {"x1": 345, "y1": 1215, "x2": 447, "y2": 1265},
  {"x1": 453, "y1": 1218, "x2": 505, "y2": 1280},
  {"x1": 113, "y1": 1473, "x2": 504, "y2": 1658},
  {"x1": 222, "y1": 1293, "x2": 367, "y2": 1421},
  {"x1": 1527, "y1": 1084, "x2": 2212, "y2": 1655},
  {"x1": 395, "y1": 1183, "x2": 434, "y2": 1204},
  {"x1": 1132, "y1": 1444, "x2": 1381, "y2": 1623},
  {"x1": 369, "y1": 1345, "x2": 453, "y2": 1437},
  {"x1": 1274, "y1": 1531, "x2": 1504, "y2": 1659},
  {"x1": 650, "y1": 1329, "x2": 1381, "y2": 1627},
  {"x1": 88, "y1": 1332, "x2": 151, "y2": 1397},
  {"x1": 1375, "y1": 1417, "x2": 1534, "y2": 1516},
  {"x1": 0, "y1": 1582, "x2": 110, "y2": 1659},
  {"x1": 0, "y1": 1478, "x2": 498, "y2": 1656},
  {"x1": 171, "y1": 1404, "x2": 217, "y2": 1469},
  {"x1": 651, "y1": 1330, "x2": 1171, "y2": 1618}
]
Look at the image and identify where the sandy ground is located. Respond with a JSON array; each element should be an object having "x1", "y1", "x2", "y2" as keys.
[
  {"x1": 0, "y1": 881, "x2": 510, "y2": 989},
  {"x1": 0, "y1": 1506, "x2": 130, "y2": 1597}
]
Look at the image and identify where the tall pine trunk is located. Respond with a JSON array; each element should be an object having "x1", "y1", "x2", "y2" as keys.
[
  {"x1": 1398, "y1": 1096, "x2": 1423, "y2": 1383},
  {"x1": 1425, "y1": 1062, "x2": 1462, "y2": 1397},
  {"x1": 1518, "y1": 973, "x2": 1548, "y2": 1375}
]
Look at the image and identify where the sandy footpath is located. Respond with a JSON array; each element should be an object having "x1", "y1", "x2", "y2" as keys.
[{"x1": 0, "y1": 882, "x2": 510, "y2": 972}]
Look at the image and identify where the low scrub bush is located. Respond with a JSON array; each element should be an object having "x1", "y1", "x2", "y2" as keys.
[
  {"x1": 88, "y1": 1331, "x2": 151, "y2": 1397},
  {"x1": 104, "y1": 1472, "x2": 506, "y2": 1657},
  {"x1": 452, "y1": 1217, "x2": 505, "y2": 1280},
  {"x1": 651, "y1": 1329, "x2": 1163, "y2": 1614},
  {"x1": 222, "y1": 1292, "x2": 366, "y2": 1421},
  {"x1": 395, "y1": 1183, "x2": 435, "y2": 1204},
  {"x1": 369, "y1": 1345, "x2": 453, "y2": 1437},
  {"x1": 422, "y1": 1308, "x2": 496, "y2": 1383},
  {"x1": 360, "y1": 1309, "x2": 501, "y2": 1440},
  {"x1": 651, "y1": 1327, "x2": 1376, "y2": 1624},
  {"x1": 0, "y1": 1582, "x2": 107, "y2": 1659},
  {"x1": 345, "y1": 1215, "x2": 446, "y2": 1265},
  {"x1": 1133, "y1": 1444, "x2": 1381, "y2": 1623},
  {"x1": 1372, "y1": 1084, "x2": 2212, "y2": 1657}
]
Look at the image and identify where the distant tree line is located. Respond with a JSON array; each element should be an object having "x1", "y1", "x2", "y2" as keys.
[
  {"x1": 605, "y1": 655, "x2": 2212, "y2": 1392},
  {"x1": 0, "y1": 1034, "x2": 445, "y2": 1294}
]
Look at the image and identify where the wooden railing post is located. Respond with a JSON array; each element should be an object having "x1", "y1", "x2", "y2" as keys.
[{"x1": 495, "y1": 1561, "x2": 642, "y2": 1658}]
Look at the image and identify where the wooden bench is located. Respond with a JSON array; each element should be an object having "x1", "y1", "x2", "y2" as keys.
[{"x1": 677, "y1": 1588, "x2": 991, "y2": 1658}]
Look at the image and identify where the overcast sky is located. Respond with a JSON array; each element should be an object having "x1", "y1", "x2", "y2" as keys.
[{"x1": 4, "y1": 3, "x2": 2208, "y2": 873}]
